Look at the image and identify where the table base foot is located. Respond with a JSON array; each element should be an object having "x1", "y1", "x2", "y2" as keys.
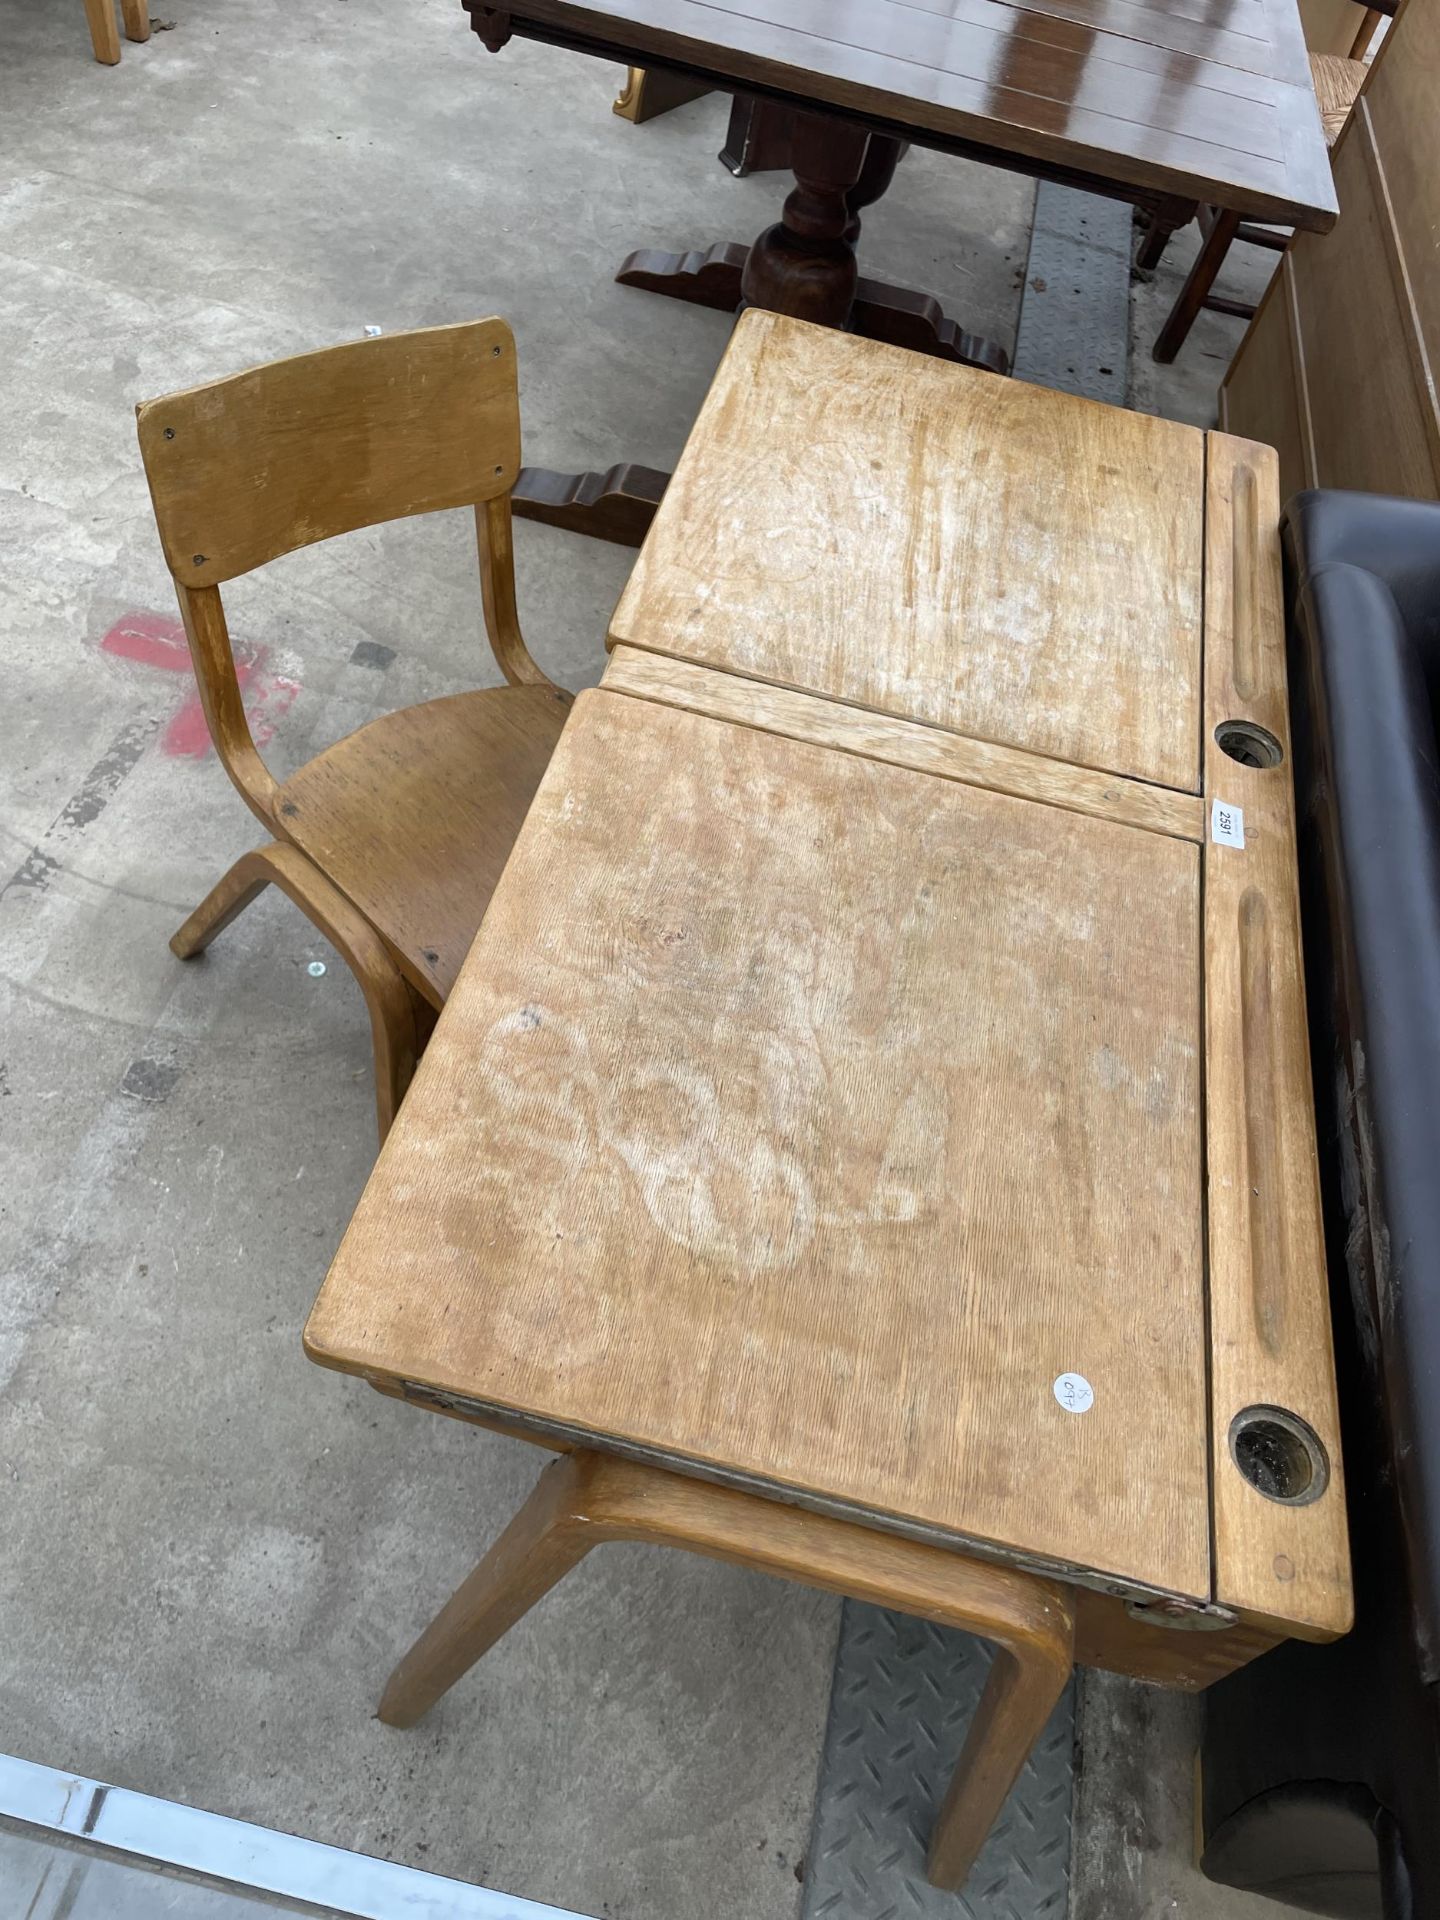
[
  {"x1": 511, "y1": 462, "x2": 670, "y2": 547},
  {"x1": 616, "y1": 240, "x2": 748, "y2": 311},
  {"x1": 616, "y1": 240, "x2": 1010, "y2": 375},
  {"x1": 851, "y1": 280, "x2": 1010, "y2": 375}
]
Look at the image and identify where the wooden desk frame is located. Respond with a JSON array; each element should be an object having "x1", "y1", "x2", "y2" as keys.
[{"x1": 305, "y1": 331, "x2": 1350, "y2": 1893}]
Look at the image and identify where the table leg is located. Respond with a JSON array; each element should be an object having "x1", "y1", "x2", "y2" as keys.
[
  {"x1": 617, "y1": 117, "x2": 1008, "y2": 373},
  {"x1": 377, "y1": 1449, "x2": 1074, "y2": 1892},
  {"x1": 738, "y1": 108, "x2": 872, "y2": 325},
  {"x1": 516, "y1": 115, "x2": 1009, "y2": 546},
  {"x1": 927, "y1": 1638, "x2": 1073, "y2": 1887},
  {"x1": 718, "y1": 94, "x2": 796, "y2": 177}
]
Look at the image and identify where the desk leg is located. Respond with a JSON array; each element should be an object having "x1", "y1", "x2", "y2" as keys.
[
  {"x1": 378, "y1": 1450, "x2": 1074, "y2": 1892},
  {"x1": 927, "y1": 1639, "x2": 1073, "y2": 1887},
  {"x1": 378, "y1": 1453, "x2": 599, "y2": 1728}
]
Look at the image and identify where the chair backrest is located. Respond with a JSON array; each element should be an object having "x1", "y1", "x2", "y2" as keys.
[{"x1": 136, "y1": 317, "x2": 520, "y2": 587}]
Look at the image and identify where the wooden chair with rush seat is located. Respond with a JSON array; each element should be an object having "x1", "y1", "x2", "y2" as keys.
[
  {"x1": 135, "y1": 320, "x2": 574, "y2": 1141},
  {"x1": 1148, "y1": 47, "x2": 1374, "y2": 362}
]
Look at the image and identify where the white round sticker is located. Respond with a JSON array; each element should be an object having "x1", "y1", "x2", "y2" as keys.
[{"x1": 1053, "y1": 1372, "x2": 1094, "y2": 1414}]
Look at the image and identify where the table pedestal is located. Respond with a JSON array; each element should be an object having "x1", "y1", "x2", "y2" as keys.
[
  {"x1": 620, "y1": 114, "x2": 1008, "y2": 373},
  {"x1": 463, "y1": 7, "x2": 1012, "y2": 545}
]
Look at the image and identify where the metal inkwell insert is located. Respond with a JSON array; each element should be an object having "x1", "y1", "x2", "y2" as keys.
[
  {"x1": 1214, "y1": 719, "x2": 1284, "y2": 768},
  {"x1": 1228, "y1": 1404, "x2": 1329, "y2": 1505}
]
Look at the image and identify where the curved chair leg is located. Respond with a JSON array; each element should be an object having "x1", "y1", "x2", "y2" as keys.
[
  {"x1": 376, "y1": 1450, "x2": 1074, "y2": 1892},
  {"x1": 171, "y1": 841, "x2": 418, "y2": 1142}
]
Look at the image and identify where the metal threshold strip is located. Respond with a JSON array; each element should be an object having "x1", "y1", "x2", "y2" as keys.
[{"x1": 0, "y1": 1753, "x2": 593, "y2": 1920}]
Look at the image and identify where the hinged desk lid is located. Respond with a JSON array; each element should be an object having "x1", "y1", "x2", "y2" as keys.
[{"x1": 611, "y1": 311, "x2": 1206, "y2": 795}]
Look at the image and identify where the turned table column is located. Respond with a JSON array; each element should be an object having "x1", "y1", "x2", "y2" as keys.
[{"x1": 739, "y1": 111, "x2": 873, "y2": 326}]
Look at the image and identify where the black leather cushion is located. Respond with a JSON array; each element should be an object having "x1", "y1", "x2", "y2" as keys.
[
  {"x1": 1202, "y1": 1781, "x2": 1385, "y2": 1920},
  {"x1": 1202, "y1": 492, "x2": 1440, "y2": 1918},
  {"x1": 1287, "y1": 491, "x2": 1440, "y2": 701},
  {"x1": 1286, "y1": 504, "x2": 1440, "y2": 1673}
]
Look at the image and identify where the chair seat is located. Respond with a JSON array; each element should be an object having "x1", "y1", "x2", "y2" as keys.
[
  {"x1": 276, "y1": 683, "x2": 573, "y2": 1006},
  {"x1": 1307, "y1": 52, "x2": 1366, "y2": 147}
]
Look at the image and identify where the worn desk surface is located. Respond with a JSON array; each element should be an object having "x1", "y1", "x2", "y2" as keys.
[
  {"x1": 309, "y1": 687, "x2": 1211, "y2": 1601},
  {"x1": 482, "y1": 0, "x2": 1339, "y2": 230},
  {"x1": 307, "y1": 318, "x2": 1350, "y2": 1642},
  {"x1": 612, "y1": 310, "x2": 1208, "y2": 793}
]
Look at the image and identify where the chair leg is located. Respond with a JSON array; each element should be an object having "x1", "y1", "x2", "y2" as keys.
[
  {"x1": 120, "y1": 0, "x2": 150, "y2": 42},
  {"x1": 171, "y1": 841, "x2": 418, "y2": 1143},
  {"x1": 1153, "y1": 207, "x2": 1242, "y2": 364},
  {"x1": 376, "y1": 1449, "x2": 1074, "y2": 1890},
  {"x1": 1134, "y1": 194, "x2": 1197, "y2": 273},
  {"x1": 83, "y1": 0, "x2": 121, "y2": 63}
]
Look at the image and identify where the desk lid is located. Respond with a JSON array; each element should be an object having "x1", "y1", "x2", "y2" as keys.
[{"x1": 308, "y1": 689, "x2": 1212, "y2": 1603}]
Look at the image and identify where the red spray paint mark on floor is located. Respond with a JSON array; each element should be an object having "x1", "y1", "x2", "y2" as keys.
[{"x1": 101, "y1": 611, "x2": 300, "y2": 758}]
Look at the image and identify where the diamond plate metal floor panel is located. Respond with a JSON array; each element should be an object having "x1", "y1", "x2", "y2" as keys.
[
  {"x1": 1012, "y1": 183, "x2": 1133, "y2": 403},
  {"x1": 800, "y1": 1604, "x2": 1074, "y2": 1919}
]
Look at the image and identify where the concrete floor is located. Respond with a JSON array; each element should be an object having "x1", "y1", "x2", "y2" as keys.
[{"x1": 1, "y1": 3, "x2": 1302, "y2": 1917}]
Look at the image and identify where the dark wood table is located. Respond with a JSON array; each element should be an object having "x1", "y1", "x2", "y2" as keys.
[{"x1": 466, "y1": 0, "x2": 1338, "y2": 544}]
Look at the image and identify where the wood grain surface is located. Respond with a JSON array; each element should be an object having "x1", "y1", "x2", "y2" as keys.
[
  {"x1": 1220, "y1": 0, "x2": 1440, "y2": 501},
  {"x1": 601, "y1": 645, "x2": 1206, "y2": 842},
  {"x1": 1201, "y1": 435, "x2": 1351, "y2": 1637},
  {"x1": 277, "y1": 685, "x2": 573, "y2": 1006},
  {"x1": 610, "y1": 312, "x2": 1207, "y2": 793},
  {"x1": 136, "y1": 319, "x2": 521, "y2": 587},
  {"x1": 499, "y1": 0, "x2": 1338, "y2": 228},
  {"x1": 308, "y1": 688, "x2": 1211, "y2": 1601}
]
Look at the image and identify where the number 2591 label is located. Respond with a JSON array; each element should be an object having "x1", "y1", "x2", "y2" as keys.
[{"x1": 1211, "y1": 799, "x2": 1245, "y2": 849}]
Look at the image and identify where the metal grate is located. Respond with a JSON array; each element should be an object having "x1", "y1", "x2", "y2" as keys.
[
  {"x1": 801, "y1": 1604, "x2": 1075, "y2": 1919},
  {"x1": 799, "y1": 180, "x2": 1133, "y2": 1920},
  {"x1": 1012, "y1": 184, "x2": 1133, "y2": 403}
]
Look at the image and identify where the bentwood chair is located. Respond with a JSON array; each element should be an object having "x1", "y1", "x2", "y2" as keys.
[{"x1": 136, "y1": 320, "x2": 574, "y2": 1140}]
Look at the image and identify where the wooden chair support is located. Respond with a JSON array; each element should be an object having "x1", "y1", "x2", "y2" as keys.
[
  {"x1": 612, "y1": 66, "x2": 711, "y2": 123},
  {"x1": 137, "y1": 320, "x2": 573, "y2": 1144},
  {"x1": 1152, "y1": 51, "x2": 1365, "y2": 362},
  {"x1": 83, "y1": 0, "x2": 120, "y2": 62},
  {"x1": 171, "y1": 842, "x2": 418, "y2": 1142},
  {"x1": 84, "y1": 0, "x2": 149, "y2": 62},
  {"x1": 377, "y1": 1449, "x2": 1074, "y2": 1892}
]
